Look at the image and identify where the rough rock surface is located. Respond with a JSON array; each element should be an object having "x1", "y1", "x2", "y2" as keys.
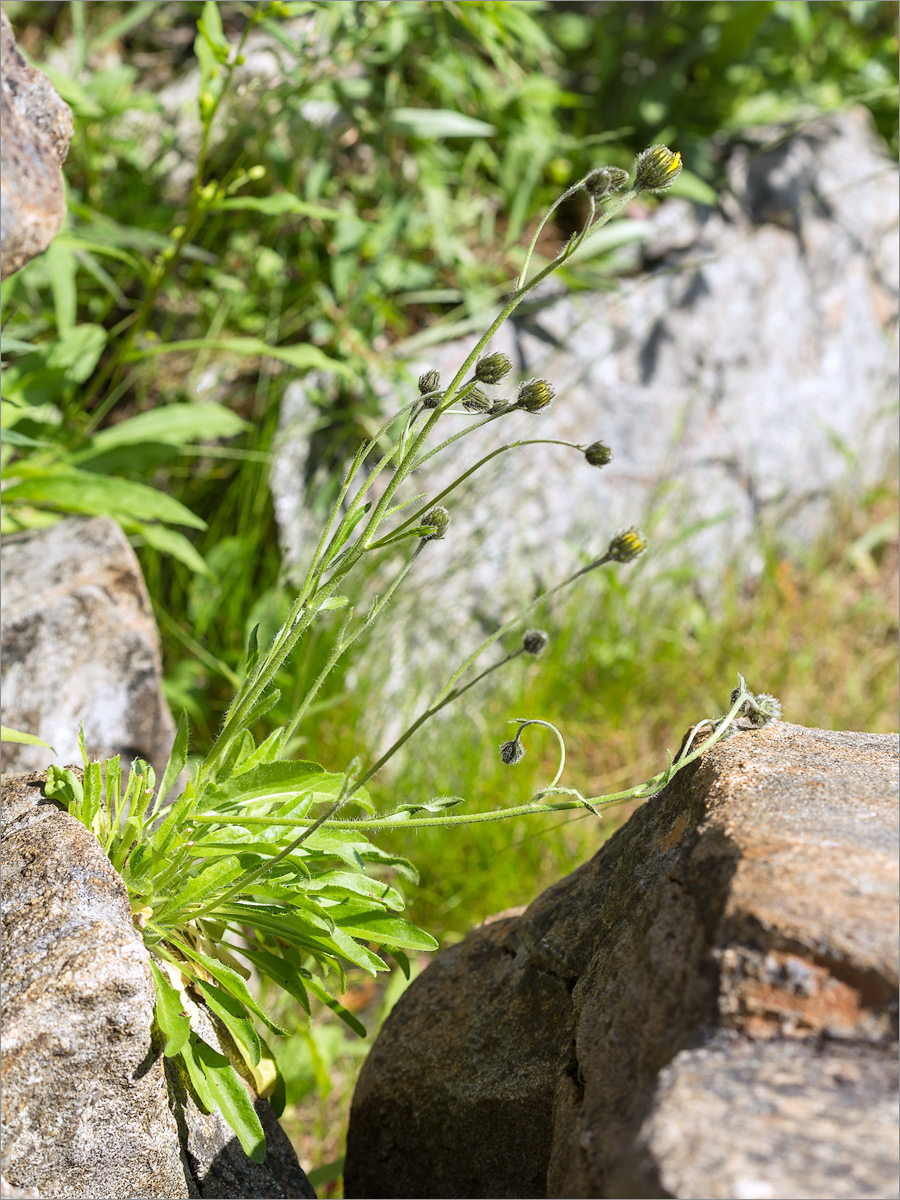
[
  {"x1": 1, "y1": 772, "x2": 317, "y2": 1200},
  {"x1": 344, "y1": 723, "x2": 899, "y2": 1199},
  {"x1": 1, "y1": 772, "x2": 191, "y2": 1199},
  {"x1": 1, "y1": 517, "x2": 176, "y2": 779},
  {"x1": 0, "y1": 10, "x2": 73, "y2": 279},
  {"x1": 272, "y1": 109, "x2": 899, "y2": 741}
]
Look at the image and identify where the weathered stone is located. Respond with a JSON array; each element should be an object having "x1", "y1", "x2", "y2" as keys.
[
  {"x1": 272, "y1": 109, "x2": 899, "y2": 745},
  {"x1": 1, "y1": 517, "x2": 176, "y2": 779},
  {"x1": 0, "y1": 773, "x2": 192, "y2": 1199},
  {"x1": 1, "y1": 772, "x2": 317, "y2": 1200},
  {"x1": 0, "y1": 10, "x2": 73, "y2": 279},
  {"x1": 344, "y1": 724, "x2": 899, "y2": 1199}
]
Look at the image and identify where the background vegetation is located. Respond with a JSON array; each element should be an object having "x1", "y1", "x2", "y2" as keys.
[{"x1": 2, "y1": 1, "x2": 897, "y2": 1192}]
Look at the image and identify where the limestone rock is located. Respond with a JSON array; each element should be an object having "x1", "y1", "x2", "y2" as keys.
[
  {"x1": 1, "y1": 517, "x2": 176, "y2": 779},
  {"x1": 1, "y1": 772, "x2": 317, "y2": 1200},
  {"x1": 271, "y1": 109, "x2": 899, "y2": 743},
  {"x1": 0, "y1": 10, "x2": 73, "y2": 279},
  {"x1": 344, "y1": 724, "x2": 899, "y2": 1199},
  {"x1": 0, "y1": 772, "x2": 192, "y2": 1199}
]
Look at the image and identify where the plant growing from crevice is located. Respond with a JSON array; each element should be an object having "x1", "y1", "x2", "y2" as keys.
[{"x1": 45, "y1": 140, "x2": 782, "y2": 1163}]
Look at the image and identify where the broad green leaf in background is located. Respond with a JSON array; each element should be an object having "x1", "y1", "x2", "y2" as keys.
[
  {"x1": 215, "y1": 195, "x2": 356, "y2": 221},
  {"x1": 389, "y1": 108, "x2": 497, "y2": 138},
  {"x1": 0, "y1": 726, "x2": 55, "y2": 751},
  {"x1": 1, "y1": 467, "x2": 207, "y2": 529},
  {"x1": 127, "y1": 336, "x2": 358, "y2": 379},
  {"x1": 74, "y1": 402, "x2": 248, "y2": 456}
]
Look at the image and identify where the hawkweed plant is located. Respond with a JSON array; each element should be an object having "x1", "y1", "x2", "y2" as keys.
[{"x1": 46, "y1": 144, "x2": 782, "y2": 1161}]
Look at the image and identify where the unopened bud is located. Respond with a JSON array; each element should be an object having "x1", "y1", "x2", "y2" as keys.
[
  {"x1": 516, "y1": 378, "x2": 555, "y2": 414},
  {"x1": 634, "y1": 144, "x2": 683, "y2": 193},
  {"x1": 475, "y1": 352, "x2": 513, "y2": 384},
  {"x1": 606, "y1": 527, "x2": 647, "y2": 563},
  {"x1": 499, "y1": 738, "x2": 526, "y2": 766},
  {"x1": 421, "y1": 506, "x2": 450, "y2": 541},
  {"x1": 418, "y1": 369, "x2": 440, "y2": 396},
  {"x1": 584, "y1": 441, "x2": 612, "y2": 468},
  {"x1": 522, "y1": 629, "x2": 549, "y2": 656},
  {"x1": 490, "y1": 399, "x2": 514, "y2": 416},
  {"x1": 463, "y1": 387, "x2": 492, "y2": 413},
  {"x1": 584, "y1": 167, "x2": 630, "y2": 199}
]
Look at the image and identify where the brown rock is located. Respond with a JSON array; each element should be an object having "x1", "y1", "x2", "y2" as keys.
[
  {"x1": 0, "y1": 9, "x2": 73, "y2": 279},
  {"x1": 345, "y1": 724, "x2": 899, "y2": 1199},
  {"x1": 1, "y1": 517, "x2": 177, "y2": 780}
]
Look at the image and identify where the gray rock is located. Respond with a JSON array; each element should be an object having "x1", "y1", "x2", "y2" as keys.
[
  {"x1": 1, "y1": 772, "x2": 317, "y2": 1200},
  {"x1": 0, "y1": 772, "x2": 192, "y2": 1199},
  {"x1": 0, "y1": 10, "x2": 73, "y2": 279},
  {"x1": 344, "y1": 723, "x2": 899, "y2": 1199},
  {"x1": 271, "y1": 109, "x2": 899, "y2": 743},
  {"x1": 0, "y1": 517, "x2": 176, "y2": 780}
]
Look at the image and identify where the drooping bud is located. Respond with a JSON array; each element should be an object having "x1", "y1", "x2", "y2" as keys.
[
  {"x1": 462, "y1": 387, "x2": 492, "y2": 413},
  {"x1": 418, "y1": 369, "x2": 441, "y2": 395},
  {"x1": 584, "y1": 441, "x2": 613, "y2": 468},
  {"x1": 584, "y1": 166, "x2": 630, "y2": 200},
  {"x1": 420, "y1": 506, "x2": 450, "y2": 541},
  {"x1": 606, "y1": 527, "x2": 647, "y2": 563},
  {"x1": 633, "y1": 144, "x2": 683, "y2": 193},
  {"x1": 475, "y1": 352, "x2": 513, "y2": 385},
  {"x1": 516, "y1": 378, "x2": 555, "y2": 414},
  {"x1": 499, "y1": 738, "x2": 526, "y2": 766},
  {"x1": 730, "y1": 683, "x2": 783, "y2": 728},
  {"x1": 522, "y1": 629, "x2": 549, "y2": 656}
]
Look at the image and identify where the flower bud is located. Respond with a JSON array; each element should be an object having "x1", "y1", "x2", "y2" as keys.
[
  {"x1": 421, "y1": 506, "x2": 450, "y2": 541},
  {"x1": 516, "y1": 378, "x2": 555, "y2": 414},
  {"x1": 499, "y1": 738, "x2": 526, "y2": 766},
  {"x1": 490, "y1": 399, "x2": 514, "y2": 416},
  {"x1": 475, "y1": 352, "x2": 513, "y2": 384},
  {"x1": 418, "y1": 369, "x2": 440, "y2": 395},
  {"x1": 584, "y1": 441, "x2": 612, "y2": 468},
  {"x1": 584, "y1": 166, "x2": 630, "y2": 199},
  {"x1": 522, "y1": 629, "x2": 549, "y2": 656},
  {"x1": 634, "y1": 144, "x2": 683, "y2": 193},
  {"x1": 730, "y1": 685, "x2": 783, "y2": 728},
  {"x1": 606, "y1": 527, "x2": 647, "y2": 563},
  {"x1": 462, "y1": 387, "x2": 492, "y2": 413}
]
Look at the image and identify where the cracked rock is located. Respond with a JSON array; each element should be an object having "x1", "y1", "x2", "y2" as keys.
[{"x1": 344, "y1": 723, "x2": 899, "y2": 1199}]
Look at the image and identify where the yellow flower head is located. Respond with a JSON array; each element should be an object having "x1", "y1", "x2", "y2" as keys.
[
  {"x1": 606, "y1": 527, "x2": 648, "y2": 563},
  {"x1": 634, "y1": 145, "x2": 683, "y2": 193}
]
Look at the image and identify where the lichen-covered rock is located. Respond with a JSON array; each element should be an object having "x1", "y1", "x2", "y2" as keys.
[
  {"x1": 344, "y1": 724, "x2": 899, "y2": 1199},
  {"x1": 1, "y1": 517, "x2": 176, "y2": 779},
  {"x1": 0, "y1": 10, "x2": 73, "y2": 279},
  {"x1": 0, "y1": 773, "x2": 192, "y2": 1199},
  {"x1": 1, "y1": 772, "x2": 317, "y2": 1200}
]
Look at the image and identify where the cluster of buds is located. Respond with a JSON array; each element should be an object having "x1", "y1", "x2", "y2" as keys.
[{"x1": 462, "y1": 386, "x2": 492, "y2": 414}]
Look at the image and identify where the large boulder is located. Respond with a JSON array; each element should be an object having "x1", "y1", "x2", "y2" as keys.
[
  {"x1": 1, "y1": 517, "x2": 177, "y2": 779},
  {"x1": 0, "y1": 10, "x2": 73, "y2": 279},
  {"x1": 344, "y1": 723, "x2": 899, "y2": 1199},
  {"x1": 1, "y1": 772, "x2": 316, "y2": 1200},
  {"x1": 272, "y1": 108, "x2": 899, "y2": 743}
]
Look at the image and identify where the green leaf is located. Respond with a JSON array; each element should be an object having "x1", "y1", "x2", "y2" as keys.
[
  {"x1": 226, "y1": 942, "x2": 310, "y2": 1015},
  {"x1": 236, "y1": 727, "x2": 283, "y2": 773},
  {"x1": 302, "y1": 974, "x2": 367, "y2": 1038},
  {"x1": 244, "y1": 624, "x2": 260, "y2": 678},
  {"x1": 332, "y1": 905, "x2": 438, "y2": 953},
  {"x1": 155, "y1": 710, "x2": 189, "y2": 809},
  {"x1": 194, "y1": 1037, "x2": 267, "y2": 1164},
  {"x1": 2, "y1": 466, "x2": 207, "y2": 530},
  {"x1": 150, "y1": 960, "x2": 192, "y2": 1057},
  {"x1": 45, "y1": 324, "x2": 108, "y2": 381},
  {"x1": 195, "y1": 979, "x2": 262, "y2": 1067},
  {"x1": 0, "y1": 726, "x2": 55, "y2": 751},
  {"x1": 128, "y1": 336, "x2": 357, "y2": 380},
  {"x1": 215, "y1": 195, "x2": 355, "y2": 221},
  {"x1": 154, "y1": 855, "x2": 245, "y2": 918},
  {"x1": 77, "y1": 403, "x2": 248, "y2": 456},
  {"x1": 389, "y1": 795, "x2": 465, "y2": 818},
  {"x1": 389, "y1": 108, "x2": 496, "y2": 138},
  {"x1": 179, "y1": 1035, "x2": 218, "y2": 1111},
  {"x1": 175, "y1": 940, "x2": 288, "y2": 1036},
  {"x1": 210, "y1": 760, "x2": 335, "y2": 804},
  {"x1": 305, "y1": 871, "x2": 405, "y2": 911},
  {"x1": 128, "y1": 521, "x2": 211, "y2": 576},
  {"x1": 44, "y1": 764, "x2": 83, "y2": 808}
]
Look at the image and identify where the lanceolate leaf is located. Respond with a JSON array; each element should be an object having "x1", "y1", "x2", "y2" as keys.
[
  {"x1": 150, "y1": 960, "x2": 191, "y2": 1057},
  {"x1": 226, "y1": 942, "x2": 310, "y2": 1015},
  {"x1": 194, "y1": 1037, "x2": 267, "y2": 1164},
  {"x1": 195, "y1": 979, "x2": 262, "y2": 1067},
  {"x1": 174, "y1": 940, "x2": 287, "y2": 1036},
  {"x1": 331, "y1": 906, "x2": 438, "y2": 953}
]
